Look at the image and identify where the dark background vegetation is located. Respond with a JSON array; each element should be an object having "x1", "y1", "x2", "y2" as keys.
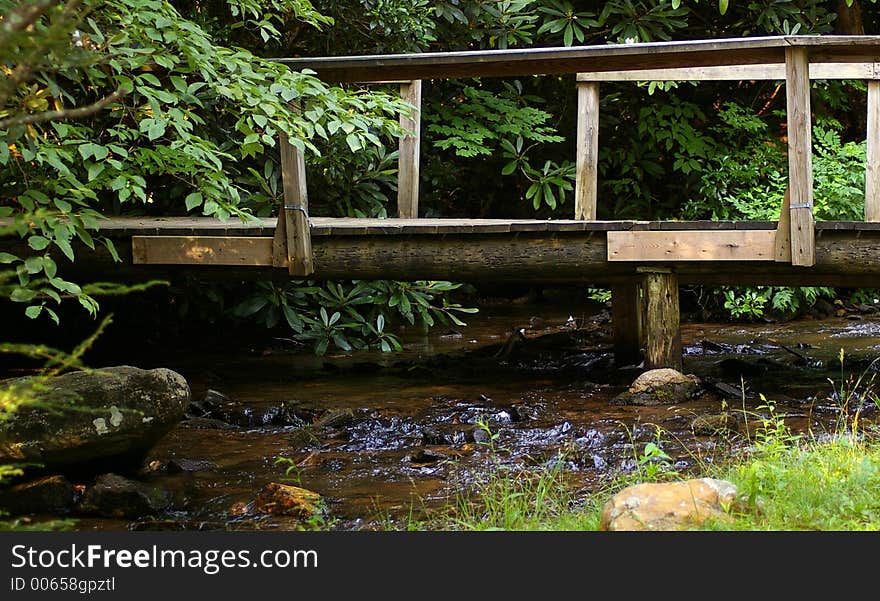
[{"x1": 2, "y1": 0, "x2": 880, "y2": 361}]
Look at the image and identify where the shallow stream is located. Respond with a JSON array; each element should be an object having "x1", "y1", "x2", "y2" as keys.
[{"x1": 13, "y1": 299, "x2": 880, "y2": 531}]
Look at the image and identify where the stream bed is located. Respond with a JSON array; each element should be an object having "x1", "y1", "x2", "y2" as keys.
[{"x1": 8, "y1": 299, "x2": 880, "y2": 531}]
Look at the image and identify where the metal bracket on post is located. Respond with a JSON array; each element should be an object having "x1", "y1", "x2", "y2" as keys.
[{"x1": 785, "y1": 45, "x2": 815, "y2": 267}]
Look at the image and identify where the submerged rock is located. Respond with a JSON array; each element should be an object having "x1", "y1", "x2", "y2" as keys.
[
  {"x1": 600, "y1": 477, "x2": 738, "y2": 531},
  {"x1": 77, "y1": 473, "x2": 172, "y2": 518},
  {"x1": 0, "y1": 366, "x2": 190, "y2": 474},
  {"x1": 690, "y1": 413, "x2": 739, "y2": 435},
  {"x1": 0, "y1": 475, "x2": 78, "y2": 515},
  {"x1": 612, "y1": 368, "x2": 701, "y2": 406},
  {"x1": 253, "y1": 482, "x2": 323, "y2": 519}
]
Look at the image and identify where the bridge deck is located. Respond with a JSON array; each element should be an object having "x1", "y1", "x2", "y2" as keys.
[{"x1": 3, "y1": 217, "x2": 879, "y2": 288}]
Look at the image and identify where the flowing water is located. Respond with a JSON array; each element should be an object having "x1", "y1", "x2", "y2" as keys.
[{"x1": 10, "y1": 298, "x2": 880, "y2": 531}]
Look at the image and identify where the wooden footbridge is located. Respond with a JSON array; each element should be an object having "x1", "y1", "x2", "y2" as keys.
[{"x1": 7, "y1": 36, "x2": 880, "y2": 370}]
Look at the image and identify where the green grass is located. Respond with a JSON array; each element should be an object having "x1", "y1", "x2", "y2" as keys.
[{"x1": 404, "y1": 366, "x2": 880, "y2": 531}]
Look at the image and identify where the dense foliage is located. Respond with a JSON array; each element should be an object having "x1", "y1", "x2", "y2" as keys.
[{"x1": 2, "y1": 0, "x2": 880, "y2": 352}]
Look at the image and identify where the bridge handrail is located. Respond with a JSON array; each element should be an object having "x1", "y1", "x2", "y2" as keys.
[{"x1": 269, "y1": 36, "x2": 880, "y2": 274}]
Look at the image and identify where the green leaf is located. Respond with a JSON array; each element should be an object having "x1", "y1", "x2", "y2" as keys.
[
  {"x1": 24, "y1": 256, "x2": 43, "y2": 274},
  {"x1": 345, "y1": 133, "x2": 362, "y2": 153},
  {"x1": 87, "y1": 163, "x2": 106, "y2": 181},
  {"x1": 10, "y1": 288, "x2": 36, "y2": 303},
  {"x1": 28, "y1": 236, "x2": 51, "y2": 251},
  {"x1": 0, "y1": 252, "x2": 18, "y2": 263},
  {"x1": 25, "y1": 305, "x2": 43, "y2": 319},
  {"x1": 719, "y1": 0, "x2": 729, "y2": 15},
  {"x1": 185, "y1": 192, "x2": 203, "y2": 211}
]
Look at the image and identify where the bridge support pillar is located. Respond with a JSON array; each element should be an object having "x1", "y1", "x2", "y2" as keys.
[
  {"x1": 611, "y1": 283, "x2": 643, "y2": 367},
  {"x1": 641, "y1": 269, "x2": 682, "y2": 371}
]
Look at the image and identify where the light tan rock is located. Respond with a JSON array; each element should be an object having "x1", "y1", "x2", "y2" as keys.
[
  {"x1": 612, "y1": 368, "x2": 701, "y2": 406},
  {"x1": 600, "y1": 477, "x2": 737, "y2": 531}
]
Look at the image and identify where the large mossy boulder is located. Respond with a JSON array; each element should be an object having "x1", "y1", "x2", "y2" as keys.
[{"x1": 0, "y1": 366, "x2": 190, "y2": 474}]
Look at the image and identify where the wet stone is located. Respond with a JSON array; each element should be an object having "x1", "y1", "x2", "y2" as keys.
[
  {"x1": 167, "y1": 458, "x2": 218, "y2": 473},
  {"x1": 77, "y1": 473, "x2": 172, "y2": 519},
  {"x1": 181, "y1": 416, "x2": 239, "y2": 430},
  {"x1": 0, "y1": 475, "x2": 78, "y2": 515},
  {"x1": 253, "y1": 482, "x2": 323, "y2": 519},
  {"x1": 612, "y1": 368, "x2": 702, "y2": 406},
  {"x1": 691, "y1": 413, "x2": 738, "y2": 435}
]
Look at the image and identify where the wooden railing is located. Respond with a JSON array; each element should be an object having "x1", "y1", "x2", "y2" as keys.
[{"x1": 271, "y1": 35, "x2": 880, "y2": 275}]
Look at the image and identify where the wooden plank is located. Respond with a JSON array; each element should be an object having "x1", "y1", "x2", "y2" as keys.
[
  {"x1": 575, "y1": 81, "x2": 599, "y2": 220},
  {"x1": 277, "y1": 129, "x2": 314, "y2": 276},
  {"x1": 133, "y1": 236, "x2": 274, "y2": 266},
  {"x1": 607, "y1": 230, "x2": 777, "y2": 261},
  {"x1": 656, "y1": 220, "x2": 736, "y2": 230},
  {"x1": 775, "y1": 187, "x2": 792, "y2": 262},
  {"x1": 398, "y1": 80, "x2": 422, "y2": 219},
  {"x1": 611, "y1": 283, "x2": 643, "y2": 366},
  {"x1": 785, "y1": 46, "x2": 816, "y2": 267},
  {"x1": 642, "y1": 271, "x2": 682, "y2": 371},
  {"x1": 867, "y1": 80, "x2": 880, "y2": 222},
  {"x1": 576, "y1": 62, "x2": 875, "y2": 82},
  {"x1": 273, "y1": 36, "x2": 880, "y2": 83}
]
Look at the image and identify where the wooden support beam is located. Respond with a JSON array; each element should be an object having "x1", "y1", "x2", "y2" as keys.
[
  {"x1": 867, "y1": 80, "x2": 880, "y2": 222},
  {"x1": 398, "y1": 80, "x2": 422, "y2": 219},
  {"x1": 785, "y1": 46, "x2": 816, "y2": 267},
  {"x1": 576, "y1": 62, "x2": 876, "y2": 82},
  {"x1": 272, "y1": 128, "x2": 314, "y2": 276},
  {"x1": 575, "y1": 81, "x2": 599, "y2": 220},
  {"x1": 642, "y1": 270, "x2": 682, "y2": 371},
  {"x1": 775, "y1": 187, "x2": 792, "y2": 262},
  {"x1": 607, "y1": 230, "x2": 777, "y2": 261},
  {"x1": 611, "y1": 283, "x2": 643, "y2": 366},
  {"x1": 134, "y1": 236, "x2": 274, "y2": 266}
]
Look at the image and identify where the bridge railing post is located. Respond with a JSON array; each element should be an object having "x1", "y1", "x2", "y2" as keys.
[
  {"x1": 866, "y1": 75, "x2": 880, "y2": 222},
  {"x1": 575, "y1": 80, "x2": 599, "y2": 221},
  {"x1": 272, "y1": 101, "x2": 314, "y2": 276},
  {"x1": 398, "y1": 80, "x2": 422, "y2": 219},
  {"x1": 785, "y1": 46, "x2": 816, "y2": 267}
]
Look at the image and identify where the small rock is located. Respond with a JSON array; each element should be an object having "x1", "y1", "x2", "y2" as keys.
[
  {"x1": 612, "y1": 368, "x2": 701, "y2": 406},
  {"x1": 253, "y1": 482, "x2": 323, "y2": 519},
  {"x1": 691, "y1": 413, "x2": 738, "y2": 435},
  {"x1": 186, "y1": 389, "x2": 229, "y2": 418},
  {"x1": 166, "y1": 458, "x2": 217, "y2": 473},
  {"x1": 181, "y1": 417, "x2": 238, "y2": 430},
  {"x1": 600, "y1": 478, "x2": 737, "y2": 531},
  {"x1": 408, "y1": 448, "x2": 451, "y2": 465},
  {"x1": 77, "y1": 473, "x2": 172, "y2": 519},
  {"x1": 0, "y1": 475, "x2": 78, "y2": 515}
]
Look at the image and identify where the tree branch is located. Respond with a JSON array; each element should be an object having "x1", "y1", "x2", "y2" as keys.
[{"x1": 0, "y1": 86, "x2": 128, "y2": 130}]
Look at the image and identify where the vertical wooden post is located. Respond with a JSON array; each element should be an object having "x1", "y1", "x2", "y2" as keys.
[
  {"x1": 642, "y1": 270, "x2": 682, "y2": 371},
  {"x1": 575, "y1": 81, "x2": 599, "y2": 220},
  {"x1": 611, "y1": 282, "x2": 643, "y2": 366},
  {"x1": 785, "y1": 46, "x2": 815, "y2": 267},
  {"x1": 272, "y1": 105, "x2": 313, "y2": 276},
  {"x1": 398, "y1": 80, "x2": 422, "y2": 219},
  {"x1": 774, "y1": 187, "x2": 792, "y2": 263},
  {"x1": 866, "y1": 80, "x2": 880, "y2": 222}
]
